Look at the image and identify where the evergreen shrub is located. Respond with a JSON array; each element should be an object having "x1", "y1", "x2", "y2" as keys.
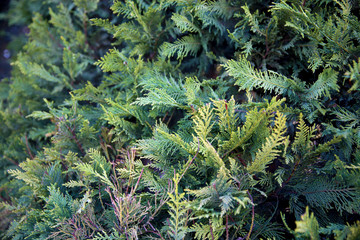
[{"x1": 0, "y1": 0, "x2": 360, "y2": 239}]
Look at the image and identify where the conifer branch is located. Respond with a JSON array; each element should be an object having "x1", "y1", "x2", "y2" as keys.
[
  {"x1": 48, "y1": 30, "x2": 64, "y2": 49},
  {"x1": 246, "y1": 191, "x2": 255, "y2": 240},
  {"x1": 209, "y1": 219, "x2": 215, "y2": 240},
  {"x1": 4, "y1": 156, "x2": 19, "y2": 167},
  {"x1": 64, "y1": 123, "x2": 85, "y2": 155},
  {"x1": 179, "y1": 137, "x2": 200, "y2": 182},
  {"x1": 303, "y1": 187, "x2": 357, "y2": 195},
  {"x1": 24, "y1": 135, "x2": 34, "y2": 160},
  {"x1": 282, "y1": 157, "x2": 300, "y2": 188}
]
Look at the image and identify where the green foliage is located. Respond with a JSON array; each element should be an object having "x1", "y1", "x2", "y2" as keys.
[
  {"x1": 167, "y1": 173, "x2": 189, "y2": 240},
  {"x1": 1, "y1": 0, "x2": 360, "y2": 239},
  {"x1": 294, "y1": 207, "x2": 320, "y2": 240},
  {"x1": 247, "y1": 112, "x2": 287, "y2": 174},
  {"x1": 271, "y1": 0, "x2": 359, "y2": 71},
  {"x1": 288, "y1": 207, "x2": 360, "y2": 240},
  {"x1": 225, "y1": 57, "x2": 340, "y2": 121},
  {"x1": 346, "y1": 58, "x2": 360, "y2": 92}
]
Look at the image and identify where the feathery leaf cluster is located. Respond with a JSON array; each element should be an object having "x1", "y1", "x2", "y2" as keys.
[{"x1": 1, "y1": 0, "x2": 360, "y2": 239}]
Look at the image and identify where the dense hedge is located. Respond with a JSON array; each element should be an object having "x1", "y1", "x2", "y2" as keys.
[{"x1": 1, "y1": 0, "x2": 360, "y2": 239}]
